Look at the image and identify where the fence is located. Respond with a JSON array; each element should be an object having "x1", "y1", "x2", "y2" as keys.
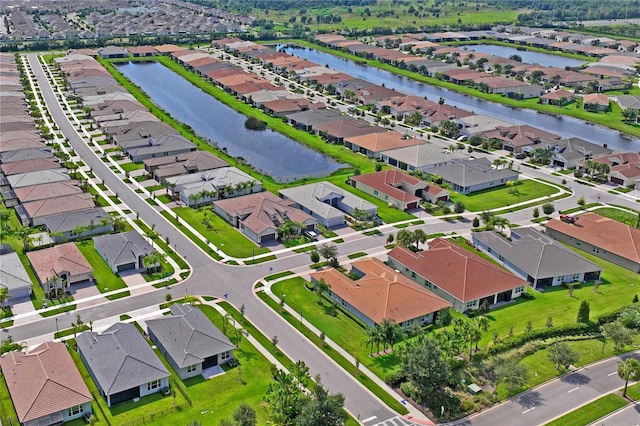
[
  {"x1": 91, "y1": 391, "x2": 112, "y2": 426},
  {"x1": 170, "y1": 377, "x2": 192, "y2": 407},
  {"x1": 119, "y1": 403, "x2": 189, "y2": 426}
]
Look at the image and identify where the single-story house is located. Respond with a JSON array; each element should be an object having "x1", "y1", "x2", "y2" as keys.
[
  {"x1": 380, "y1": 143, "x2": 466, "y2": 172},
  {"x1": 16, "y1": 193, "x2": 96, "y2": 226},
  {"x1": 539, "y1": 137, "x2": 612, "y2": 169},
  {"x1": 286, "y1": 108, "x2": 345, "y2": 131},
  {"x1": 8, "y1": 181, "x2": 82, "y2": 209},
  {"x1": 43, "y1": 208, "x2": 113, "y2": 243},
  {"x1": 344, "y1": 131, "x2": 424, "y2": 159},
  {"x1": 472, "y1": 228, "x2": 602, "y2": 288},
  {"x1": 97, "y1": 46, "x2": 130, "y2": 59},
  {"x1": 0, "y1": 342, "x2": 92, "y2": 425},
  {"x1": 605, "y1": 153, "x2": 640, "y2": 187},
  {"x1": 124, "y1": 134, "x2": 196, "y2": 163},
  {"x1": 484, "y1": 125, "x2": 561, "y2": 153},
  {"x1": 539, "y1": 90, "x2": 575, "y2": 106},
  {"x1": 429, "y1": 158, "x2": 519, "y2": 194},
  {"x1": 583, "y1": 93, "x2": 610, "y2": 111},
  {"x1": 313, "y1": 118, "x2": 386, "y2": 145},
  {"x1": 457, "y1": 114, "x2": 513, "y2": 137},
  {"x1": 279, "y1": 181, "x2": 377, "y2": 228},
  {"x1": 310, "y1": 257, "x2": 451, "y2": 328},
  {"x1": 144, "y1": 151, "x2": 229, "y2": 183},
  {"x1": 146, "y1": 304, "x2": 235, "y2": 380},
  {"x1": 546, "y1": 213, "x2": 640, "y2": 273},
  {"x1": 167, "y1": 167, "x2": 261, "y2": 207},
  {"x1": 0, "y1": 251, "x2": 33, "y2": 300},
  {"x1": 615, "y1": 95, "x2": 640, "y2": 111},
  {"x1": 213, "y1": 192, "x2": 317, "y2": 244},
  {"x1": 77, "y1": 323, "x2": 170, "y2": 407},
  {"x1": 0, "y1": 158, "x2": 60, "y2": 176},
  {"x1": 387, "y1": 238, "x2": 528, "y2": 312},
  {"x1": 93, "y1": 231, "x2": 157, "y2": 275},
  {"x1": 349, "y1": 170, "x2": 426, "y2": 210},
  {"x1": 26, "y1": 243, "x2": 93, "y2": 293}
]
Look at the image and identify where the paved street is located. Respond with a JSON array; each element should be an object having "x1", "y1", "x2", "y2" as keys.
[
  {"x1": 463, "y1": 351, "x2": 640, "y2": 426},
  {"x1": 596, "y1": 401, "x2": 640, "y2": 426},
  {"x1": 10, "y1": 52, "x2": 640, "y2": 425}
]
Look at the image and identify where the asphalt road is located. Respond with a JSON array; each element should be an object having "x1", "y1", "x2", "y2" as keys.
[
  {"x1": 462, "y1": 351, "x2": 640, "y2": 426},
  {"x1": 17, "y1": 52, "x2": 640, "y2": 426},
  {"x1": 24, "y1": 53, "x2": 414, "y2": 426}
]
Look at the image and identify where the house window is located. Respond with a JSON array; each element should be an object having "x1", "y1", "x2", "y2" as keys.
[
  {"x1": 498, "y1": 255, "x2": 504, "y2": 262},
  {"x1": 466, "y1": 301, "x2": 476, "y2": 308},
  {"x1": 67, "y1": 405, "x2": 84, "y2": 417},
  {"x1": 341, "y1": 299, "x2": 347, "y2": 308},
  {"x1": 515, "y1": 286, "x2": 525, "y2": 293},
  {"x1": 187, "y1": 364, "x2": 198, "y2": 373},
  {"x1": 411, "y1": 272, "x2": 416, "y2": 279},
  {"x1": 147, "y1": 379, "x2": 162, "y2": 391},
  {"x1": 592, "y1": 247, "x2": 600, "y2": 254},
  {"x1": 220, "y1": 351, "x2": 231, "y2": 361},
  {"x1": 374, "y1": 190, "x2": 379, "y2": 195}
]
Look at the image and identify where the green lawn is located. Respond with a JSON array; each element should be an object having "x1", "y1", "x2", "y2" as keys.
[
  {"x1": 75, "y1": 240, "x2": 129, "y2": 297},
  {"x1": 0, "y1": 368, "x2": 18, "y2": 425},
  {"x1": 449, "y1": 179, "x2": 559, "y2": 212},
  {"x1": 272, "y1": 277, "x2": 403, "y2": 380},
  {"x1": 481, "y1": 247, "x2": 640, "y2": 346},
  {"x1": 627, "y1": 382, "x2": 640, "y2": 401},
  {"x1": 545, "y1": 393, "x2": 627, "y2": 426},
  {"x1": 119, "y1": 162, "x2": 144, "y2": 172},
  {"x1": 172, "y1": 207, "x2": 270, "y2": 258},
  {"x1": 589, "y1": 207, "x2": 639, "y2": 227},
  {"x1": 133, "y1": 219, "x2": 189, "y2": 270}
]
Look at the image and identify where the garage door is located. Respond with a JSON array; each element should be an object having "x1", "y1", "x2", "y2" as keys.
[
  {"x1": 203, "y1": 354, "x2": 218, "y2": 369},
  {"x1": 261, "y1": 233, "x2": 276, "y2": 243},
  {"x1": 610, "y1": 177, "x2": 625, "y2": 186},
  {"x1": 117, "y1": 263, "x2": 137, "y2": 273},
  {"x1": 406, "y1": 202, "x2": 417, "y2": 210},
  {"x1": 110, "y1": 387, "x2": 140, "y2": 406}
]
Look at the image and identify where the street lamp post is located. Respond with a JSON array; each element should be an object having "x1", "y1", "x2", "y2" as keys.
[{"x1": 55, "y1": 318, "x2": 59, "y2": 334}]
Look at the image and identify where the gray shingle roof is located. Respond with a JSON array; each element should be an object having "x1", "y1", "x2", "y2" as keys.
[
  {"x1": 473, "y1": 228, "x2": 602, "y2": 280},
  {"x1": 146, "y1": 304, "x2": 234, "y2": 368},
  {"x1": 432, "y1": 158, "x2": 518, "y2": 187},
  {"x1": 93, "y1": 231, "x2": 155, "y2": 268},
  {"x1": 0, "y1": 252, "x2": 32, "y2": 293},
  {"x1": 42, "y1": 207, "x2": 111, "y2": 233},
  {"x1": 76, "y1": 323, "x2": 169, "y2": 395}
]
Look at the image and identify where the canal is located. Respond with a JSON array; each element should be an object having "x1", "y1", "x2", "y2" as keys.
[
  {"x1": 461, "y1": 44, "x2": 587, "y2": 68},
  {"x1": 117, "y1": 61, "x2": 344, "y2": 182},
  {"x1": 279, "y1": 45, "x2": 640, "y2": 151}
]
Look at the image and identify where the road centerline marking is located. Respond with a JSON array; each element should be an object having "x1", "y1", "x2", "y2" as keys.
[
  {"x1": 568, "y1": 386, "x2": 579, "y2": 393},
  {"x1": 522, "y1": 407, "x2": 536, "y2": 414}
]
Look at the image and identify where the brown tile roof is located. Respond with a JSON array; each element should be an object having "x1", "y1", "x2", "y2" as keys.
[
  {"x1": 0, "y1": 158, "x2": 60, "y2": 176},
  {"x1": 22, "y1": 193, "x2": 95, "y2": 220},
  {"x1": 484, "y1": 125, "x2": 560, "y2": 148},
  {"x1": 546, "y1": 213, "x2": 640, "y2": 263},
  {"x1": 314, "y1": 118, "x2": 386, "y2": 139},
  {"x1": 261, "y1": 98, "x2": 323, "y2": 113},
  {"x1": 126, "y1": 45, "x2": 156, "y2": 55},
  {"x1": 13, "y1": 181, "x2": 83, "y2": 203},
  {"x1": 583, "y1": 93, "x2": 610, "y2": 107},
  {"x1": 540, "y1": 90, "x2": 574, "y2": 101},
  {"x1": 214, "y1": 192, "x2": 315, "y2": 235},
  {"x1": 0, "y1": 342, "x2": 92, "y2": 423},
  {"x1": 345, "y1": 131, "x2": 424, "y2": 154},
  {"x1": 27, "y1": 242, "x2": 92, "y2": 283},
  {"x1": 311, "y1": 258, "x2": 451, "y2": 324},
  {"x1": 388, "y1": 238, "x2": 527, "y2": 303},
  {"x1": 351, "y1": 170, "x2": 424, "y2": 203}
]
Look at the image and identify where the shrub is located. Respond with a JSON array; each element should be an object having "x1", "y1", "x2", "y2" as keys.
[{"x1": 244, "y1": 116, "x2": 267, "y2": 130}]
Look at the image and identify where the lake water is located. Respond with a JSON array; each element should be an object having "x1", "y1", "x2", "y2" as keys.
[
  {"x1": 462, "y1": 44, "x2": 587, "y2": 68},
  {"x1": 279, "y1": 45, "x2": 640, "y2": 151},
  {"x1": 117, "y1": 61, "x2": 344, "y2": 182}
]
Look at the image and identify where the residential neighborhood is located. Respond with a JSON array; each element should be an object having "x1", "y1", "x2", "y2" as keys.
[{"x1": 1, "y1": 1, "x2": 640, "y2": 425}]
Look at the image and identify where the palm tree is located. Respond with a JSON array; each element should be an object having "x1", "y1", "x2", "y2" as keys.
[
  {"x1": 413, "y1": 229, "x2": 427, "y2": 251},
  {"x1": 188, "y1": 193, "x2": 199, "y2": 208},
  {"x1": 0, "y1": 287, "x2": 12, "y2": 312},
  {"x1": 365, "y1": 327, "x2": 379, "y2": 355},
  {"x1": 15, "y1": 227, "x2": 33, "y2": 251},
  {"x1": 618, "y1": 358, "x2": 640, "y2": 398},
  {"x1": 474, "y1": 316, "x2": 490, "y2": 352},
  {"x1": 313, "y1": 279, "x2": 329, "y2": 305}
]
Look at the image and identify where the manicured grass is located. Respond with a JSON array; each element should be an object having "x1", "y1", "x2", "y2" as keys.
[
  {"x1": 626, "y1": 382, "x2": 640, "y2": 401},
  {"x1": 545, "y1": 393, "x2": 627, "y2": 426},
  {"x1": 0, "y1": 367, "x2": 18, "y2": 425},
  {"x1": 172, "y1": 207, "x2": 270, "y2": 258},
  {"x1": 76, "y1": 240, "x2": 129, "y2": 296},
  {"x1": 244, "y1": 255, "x2": 277, "y2": 264},
  {"x1": 347, "y1": 252, "x2": 367, "y2": 259},
  {"x1": 449, "y1": 179, "x2": 559, "y2": 212},
  {"x1": 133, "y1": 219, "x2": 189, "y2": 270},
  {"x1": 264, "y1": 270, "x2": 295, "y2": 281},
  {"x1": 481, "y1": 247, "x2": 640, "y2": 346},
  {"x1": 271, "y1": 278, "x2": 404, "y2": 381},
  {"x1": 589, "y1": 207, "x2": 639, "y2": 227},
  {"x1": 54, "y1": 324, "x2": 90, "y2": 339},
  {"x1": 119, "y1": 162, "x2": 144, "y2": 172},
  {"x1": 159, "y1": 211, "x2": 222, "y2": 260}
]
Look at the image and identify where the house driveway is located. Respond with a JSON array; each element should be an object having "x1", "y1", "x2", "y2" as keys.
[
  {"x1": 70, "y1": 280, "x2": 102, "y2": 300},
  {"x1": 10, "y1": 298, "x2": 35, "y2": 316}
]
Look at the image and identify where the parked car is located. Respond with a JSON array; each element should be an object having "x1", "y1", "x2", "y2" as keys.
[
  {"x1": 303, "y1": 230, "x2": 319, "y2": 240},
  {"x1": 560, "y1": 214, "x2": 578, "y2": 224}
]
